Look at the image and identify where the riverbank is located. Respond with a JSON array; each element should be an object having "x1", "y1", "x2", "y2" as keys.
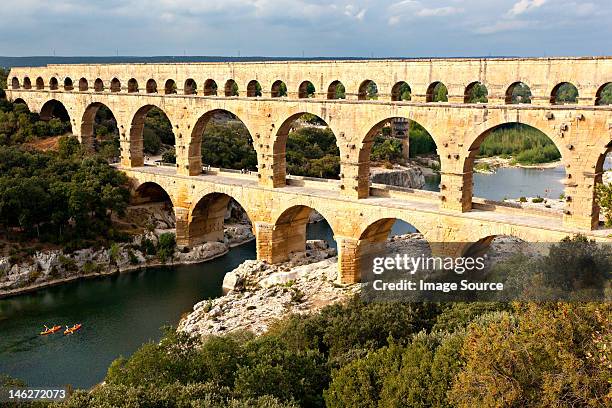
[
  {"x1": 0, "y1": 225, "x2": 254, "y2": 299},
  {"x1": 474, "y1": 156, "x2": 562, "y2": 173}
]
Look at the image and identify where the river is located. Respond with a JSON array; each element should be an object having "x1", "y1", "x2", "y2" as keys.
[{"x1": 0, "y1": 160, "x2": 606, "y2": 388}]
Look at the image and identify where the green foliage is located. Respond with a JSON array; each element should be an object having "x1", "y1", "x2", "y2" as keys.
[
  {"x1": 509, "y1": 82, "x2": 532, "y2": 104},
  {"x1": 554, "y1": 82, "x2": 578, "y2": 104},
  {"x1": 162, "y1": 148, "x2": 176, "y2": 164},
  {"x1": 0, "y1": 99, "x2": 71, "y2": 145},
  {"x1": 596, "y1": 181, "x2": 612, "y2": 226},
  {"x1": 409, "y1": 121, "x2": 437, "y2": 156},
  {"x1": 0, "y1": 67, "x2": 7, "y2": 99},
  {"x1": 598, "y1": 83, "x2": 612, "y2": 105},
  {"x1": 201, "y1": 123, "x2": 257, "y2": 170},
  {"x1": 371, "y1": 136, "x2": 403, "y2": 163},
  {"x1": 142, "y1": 127, "x2": 161, "y2": 154},
  {"x1": 0, "y1": 140, "x2": 129, "y2": 246},
  {"x1": 145, "y1": 107, "x2": 174, "y2": 145},
  {"x1": 286, "y1": 126, "x2": 340, "y2": 178},
  {"x1": 479, "y1": 123, "x2": 561, "y2": 164},
  {"x1": 465, "y1": 83, "x2": 488, "y2": 103},
  {"x1": 431, "y1": 82, "x2": 448, "y2": 102},
  {"x1": 156, "y1": 232, "x2": 176, "y2": 262}
]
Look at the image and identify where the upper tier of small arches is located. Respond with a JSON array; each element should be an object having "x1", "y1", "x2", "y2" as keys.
[{"x1": 9, "y1": 75, "x2": 612, "y2": 106}]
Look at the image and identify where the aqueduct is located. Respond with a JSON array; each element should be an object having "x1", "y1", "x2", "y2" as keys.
[{"x1": 6, "y1": 57, "x2": 612, "y2": 283}]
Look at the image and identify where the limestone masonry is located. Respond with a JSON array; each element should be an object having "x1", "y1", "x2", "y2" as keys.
[{"x1": 6, "y1": 57, "x2": 612, "y2": 283}]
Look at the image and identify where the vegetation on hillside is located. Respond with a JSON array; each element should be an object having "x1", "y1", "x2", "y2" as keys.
[
  {"x1": 479, "y1": 123, "x2": 561, "y2": 165},
  {"x1": 47, "y1": 295, "x2": 611, "y2": 407}
]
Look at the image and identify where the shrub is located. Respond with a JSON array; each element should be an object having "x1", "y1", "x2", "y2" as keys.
[{"x1": 157, "y1": 233, "x2": 176, "y2": 263}]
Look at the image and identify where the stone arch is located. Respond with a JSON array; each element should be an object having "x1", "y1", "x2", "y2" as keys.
[
  {"x1": 595, "y1": 83, "x2": 612, "y2": 105},
  {"x1": 225, "y1": 79, "x2": 239, "y2": 96},
  {"x1": 23, "y1": 77, "x2": 32, "y2": 90},
  {"x1": 64, "y1": 77, "x2": 73, "y2": 91},
  {"x1": 327, "y1": 80, "x2": 346, "y2": 99},
  {"x1": 426, "y1": 81, "x2": 447, "y2": 102},
  {"x1": 270, "y1": 204, "x2": 337, "y2": 262},
  {"x1": 271, "y1": 80, "x2": 287, "y2": 97},
  {"x1": 189, "y1": 108, "x2": 257, "y2": 176},
  {"x1": 80, "y1": 102, "x2": 118, "y2": 151},
  {"x1": 247, "y1": 80, "x2": 262, "y2": 97},
  {"x1": 272, "y1": 111, "x2": 341, "y2": 186},
  {"x1": 146, "y1": 79, "x2": 157, "y2": 93},
  {"x1": 111, "y1": 78, "x2": 121, "y2": 92},
  {"x1": 592, "y1": 145, "x2": 612, "y2": 227},
  {"x1": 391, "y1": 81, "x2": 411, "y2": 101},
  {"x1": 36, "y1": 77, "x2": 44, "y2": 90},
  {"x1": 79, "y1": 78, "x2": 88, "y2": 91},
  {"x1": 165, "y1": 79, "x2": 177, "y2": 94},
  {"x1": 11, "y1": 77, "x2": 20, "y2": 89},
  {"x1": 203, "y1": 79, "x2": 218, "y2": 96},
  {"x1": 186, "y1": 192, "x2": 253, "y2": 246},
  {"x1": 94, "y1": 78, "x2": 104, "y2": 92},
  {"x1": 129, "y1": 104, "x2": 174, "y2": 168},
  {"x1": 133, "y1": 181, "x2": 174, "y2": 206},
  {"x1": 184, "y1": 78, "x2": 197, "y2": 95},
  {"x1": 550, "y1": 82, "x2": 578, "y2": 105},
  {"x1": 40, "y1": 99, "x2": 71, "y2": 123},
  {"x1": 462, "y1": 121, "x2": 566, "y2": 211},
  {"x1": 12, "y1": 98, "x2": 29, "y2": 110},
  {"x1": 505, "y1": 82, "x2": 532, "y2": 104},
  {"x1": 358, "y1": 79, "x2": 378, "y2": 100},
  {"x1": 128, "y1": 78, "x2": 139, "y2": 93},
  {"x1": 464, "y1": 81, "x2": 488, "y2": 103},
  {"x1": 49, "y1": 77, "x2": 59, "y2": 90},
  {"x1": 357, "y1": 115, "x2": 439, "y2": 198},
  {"x1": 298, "y1": 81, "x2": 315, "y2": 98}
]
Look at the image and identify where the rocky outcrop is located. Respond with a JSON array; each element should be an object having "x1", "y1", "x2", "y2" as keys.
[
  {"x1": 370, "y1": 165, "x2": 425, "y2": 189},
  {"x1": 179, "y1": 240, "x2": 359, "y2": 336}
]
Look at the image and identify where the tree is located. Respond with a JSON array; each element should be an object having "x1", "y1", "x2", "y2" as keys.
[{"x1": 596, "y1": 181, "x2": 612, "y2": 226}]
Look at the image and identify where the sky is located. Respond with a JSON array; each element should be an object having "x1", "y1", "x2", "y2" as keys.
[{"x1": 0, "y1": 0, "x2": 610, "y2": 57}]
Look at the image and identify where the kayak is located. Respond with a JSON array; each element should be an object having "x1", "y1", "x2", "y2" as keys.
[
  {"x1": 64, "y1": 324, "x2": 82, "y2": 335},
  {"x1": 40, "y1": 325, "x2": 62, "y2": 335}
]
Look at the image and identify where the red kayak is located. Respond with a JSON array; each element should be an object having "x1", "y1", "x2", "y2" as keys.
[{"x1": 64, "y1": 324, "x2": 82, "y2": 335}]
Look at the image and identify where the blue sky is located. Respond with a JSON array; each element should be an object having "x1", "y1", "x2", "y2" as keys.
[{"x1": 0, "y1": 0, "x2": 610, "y2": 57}]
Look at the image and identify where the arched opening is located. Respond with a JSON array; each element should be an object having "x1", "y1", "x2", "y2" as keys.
[
  {"x1": 203, "y1": 79, "x2": 217, "y2": 96},
  {"x1": 164, "y1": 79, "x2": 177, "y2": 95},
  {"x1": 79, "y1": 78, "x2": 88, "y2": 91},
  {"x1": 39, "y1": 99, "x2": 72, "y2": 133},
  {"x1": 358, "y1": 80, "x2": 378, "y2": 100},
  {"x1": 190, "y1": 109, "x2": 257, "y2": 175},
  {"x1": 273, "y1": 113, "x2": 340, "y2": 184},
  {"x1": 184, "y1": 78, "x2": 197, "y2": 95},
  {"x1": 128, "y1": 78, "x2": 139, "y2": 93},
  {"x1": 464, "y1": 123, "x2": 565, "y2": 208},
  {"x1": 465, "y1": 82, "x2": 488, "y2": 103},
  {"x1": 391, "y1": 82, "x2": 411, "y2": 101},
  {"x1": 146, "y1": 79, "x2": 157, "y2": 94},
  {"x1": 595, "y1": 83, "x2": 612, "y2": 105},
  {"x1": 130, "y1": 182, "x2": 176, "y2": 234},
  {"x1": 426, "y1": 82, "x2": 448, "y2": 102},
  {"x1": 129, "y1": 105, "x2": 175, "y2": 168},
  {"x1": 80, "y1": 102, "x2": 120, "y2": 161},
  {"x1": 271, "y1": 80, "x2": 287, "y2": 97},
  {"x1": 94, "y1": 78, "x2": 104, "y2": 92},
  {"x1": 49, "y1": 77, "x2": 59, "y2": 91},
  {"x1": 271, "y1": 205, "x2": 337, "y2": 262},
  {"x1": 11, "y1": 77, "x2": 19, "y2": 89},
  {"x1": 36, "y1": 77, "x2": 44, "y2": 90},
  {"x1": 64, "y1": 77, "x2": 73, "y2": 91},
  {"x1": 362, "y1": 117, "x2": 440, "y2": 194},
  {"x1": 593, "y1": 148, "x2": 612, "y2": 227},
  {"x1": 111, "y1": 78, "x2": 121, "y2": 92},
  {"x1": 247, "y1": 80, "x2": 262, "y2": 97},
  {"x1": 505, "y1": 82, "x2": 531, "y2": 104},
  {"x1": 23, "y1": 77, "x2": 32, "y2": 90},
  {"x1": 299, "y1": 81, "x2": 315, "y2": 98},
  {"x1": 225, "y1": 79, "x2": 239, "y2": 96},
  {"x1": 327, "y1": 80, "x2": 346, "y2": 99},
  {"x1": 187, "y1": 193, "x2": 253, "y2": 247},
  {"x1": 550, "y1": 82, "x2": 578, "y2": 105}
]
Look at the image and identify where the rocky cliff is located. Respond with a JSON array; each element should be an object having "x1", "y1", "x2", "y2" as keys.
[{"x1": 370, "y1": 165, "x2": 426, "y2": 189}]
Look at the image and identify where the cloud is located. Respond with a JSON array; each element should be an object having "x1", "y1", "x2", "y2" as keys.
[
  {"x1": 507, "y1": 0, "x2": 547, "y2": 17},
  {"x1": 344, "y1": 4, "x2": 367, "y2": 20},
  {"x1": 387, "y1": 1, "x2": 463, "y2": 24},
  {"x1": 416, "y1": 6, "x2": 463, "y2": 17},
  {"x1": 475, "y1": 19, "x2": 531, "y2": 34}
]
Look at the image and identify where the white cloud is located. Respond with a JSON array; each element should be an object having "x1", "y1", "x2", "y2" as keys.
[
  {"x1": 507, "y1": 0, "x2": 547, "y2": 17},
  {"x1": 475, "y1": 19, "x2": 531, "y2": 34},
  {"x1": 416, "y1": 6, "x2": 463, "y2": 17},
  {"x1": 344, "y1": 4, "x2": 367, "y2": 20}
]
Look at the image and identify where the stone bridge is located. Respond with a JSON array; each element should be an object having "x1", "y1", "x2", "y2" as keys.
[{"x1": 5, "y1": 57, "x2": 612, "y2": 282}]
